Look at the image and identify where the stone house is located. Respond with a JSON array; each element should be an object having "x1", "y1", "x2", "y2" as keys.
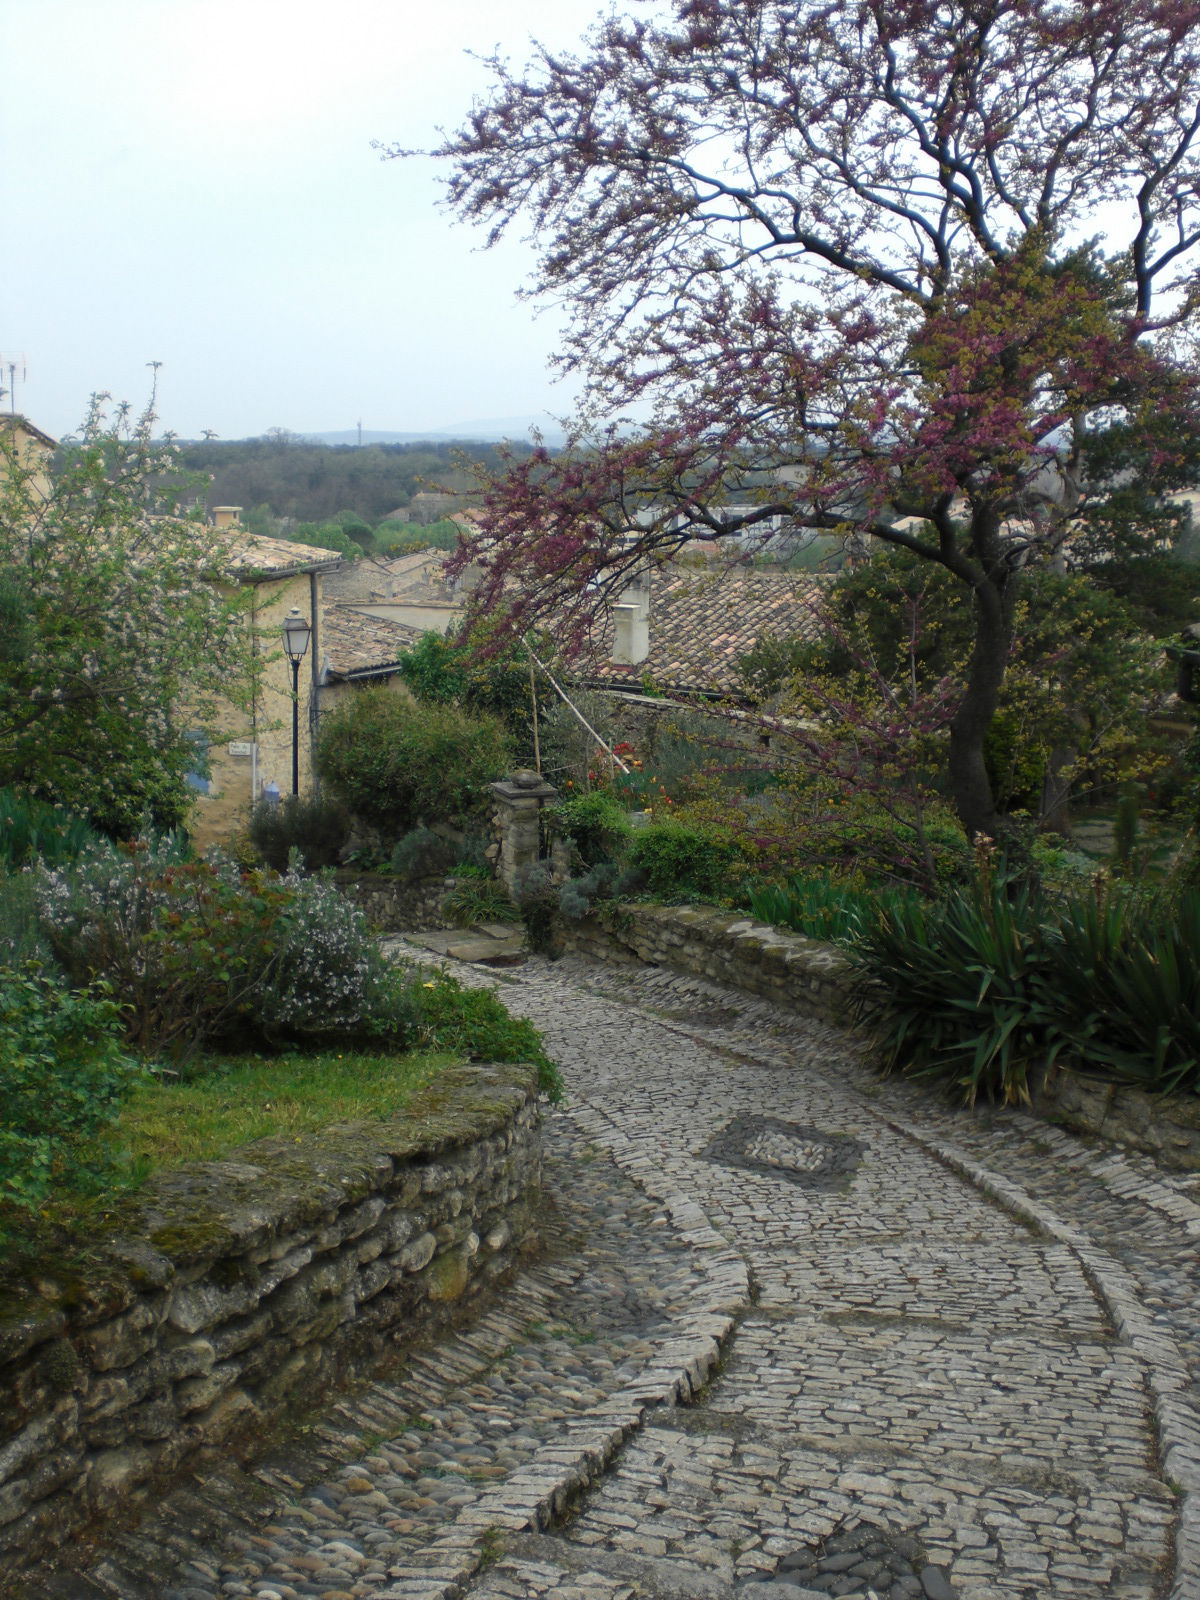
[{"x1": 189, "y1": 515, "x2": 342, "y2": 849}]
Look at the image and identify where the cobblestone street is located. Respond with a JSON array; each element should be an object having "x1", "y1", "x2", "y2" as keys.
[{"x1": 24, "y1": 948, "x2": 1200, "y2": 1600}]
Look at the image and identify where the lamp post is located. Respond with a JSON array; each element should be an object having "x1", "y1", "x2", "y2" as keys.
[{"x1": 281, "y1": 607, "x2": 311, "y2": 796}]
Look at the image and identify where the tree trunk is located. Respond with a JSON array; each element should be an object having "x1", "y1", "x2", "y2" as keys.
[{"x1": 946, "y1": 542, "x2": 1017, "y2": 843}]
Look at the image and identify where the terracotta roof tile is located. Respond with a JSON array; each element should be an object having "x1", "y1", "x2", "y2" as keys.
[
  {"x1": 320, "y1": 606, "x2": 423, "y2": 678},
  {"x1": 323, "y1": 548, "x2": 454, "y2": 604},
  {"x1": 584, "y1": 567, "x2": 828, "y2": 696}
]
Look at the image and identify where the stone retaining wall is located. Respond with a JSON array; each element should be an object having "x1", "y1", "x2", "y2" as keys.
[
  {"x1": 556, "y1": 903, "x2": 855, "y2": 1022},
  {"x1": 560, "y1": 902, "x2": 1200, "y2": 1171},
  {"x1": 333, "y1": 870, "x2": 451, "y2": 930},
  {"x1": 0, "y1": 1062, "x2": 541, "y2": 1572},
  {"x1": 1034, "y1": 1067, "x2": 1200, "y2": 1171}
]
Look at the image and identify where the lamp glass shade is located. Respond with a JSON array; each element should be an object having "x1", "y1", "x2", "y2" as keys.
[{"x1": 282, "y1": 609, "x2": 311, "y2": 663}]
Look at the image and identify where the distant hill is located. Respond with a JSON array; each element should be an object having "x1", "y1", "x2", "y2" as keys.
[
  {"x1": 302, "y1": 415, "x2": 567, "y2": 447},
  {"x1": 174, "y1": 434, "x2": 542, "y2": 526}
]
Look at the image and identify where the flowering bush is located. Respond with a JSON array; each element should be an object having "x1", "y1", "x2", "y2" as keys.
[{"x1": 36, "y1": 836, "x2": 401, "y2": 1060}]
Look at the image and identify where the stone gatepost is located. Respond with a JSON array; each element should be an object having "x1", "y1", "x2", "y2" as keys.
[{"x1": 489, "y1": 770, "x2": 562, "y2": 895}]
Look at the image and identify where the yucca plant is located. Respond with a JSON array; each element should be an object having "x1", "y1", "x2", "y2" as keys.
[
  {"x1": 1042, "y1": 888, "x2": 1200, "y2": 1095},
  {"x1": 852, "y1": 874, "x2": 1066, "y2": 1105}
]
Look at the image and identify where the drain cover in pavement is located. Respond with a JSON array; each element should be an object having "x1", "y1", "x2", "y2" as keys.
[{"x1": 703, "y1": 1114, "x2": 864, "y2": 1188}]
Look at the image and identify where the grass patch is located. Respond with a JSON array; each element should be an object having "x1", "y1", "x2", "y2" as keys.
[{"x1": 116, "y1": 1048, "x2": 454, "y2": 1174}]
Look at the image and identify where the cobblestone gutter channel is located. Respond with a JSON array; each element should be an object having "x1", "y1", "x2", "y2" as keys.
[{"x1": 17, "y1": 943, "x2": 1200, "y2": 1600}]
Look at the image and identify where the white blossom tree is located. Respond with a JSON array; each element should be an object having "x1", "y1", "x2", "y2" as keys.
[{"x1": 0, "y1": 396, "x2": 260, "y2": 835}]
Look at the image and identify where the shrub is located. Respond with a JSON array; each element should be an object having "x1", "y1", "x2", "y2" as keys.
[
  {"x1": 853, "y1": 874, "x2": 1062, "y2": 1106},
  {"x1": 0, "y1": 965, "x2": 140, "y2": 1215},
  {"x1": 252, "y1": 871, "x2": 400, "y2": 1047},
  {"x1": 389, "y1": 826, "x2": 460, "y2": 880},
  {"x1": 627, "y1": 818, "x2": 746, "y2": 900},
  {"x1": 558, "y1": 861, "x2": 627, "y2": 920},
  {"x1": 406, "y1": 967, "x2": 563, "y2": 1100},
  {"x1": 552, "y1": 791, "x2": 632, "y2": 868},
  {"x1": 513, "y1": 863, "x2": 562, "y2": 955},
  {"x1": 317, "y1": 688, "x2": 511, "y2": 837},
  {"x1": 36, "y1": 837, "x2": 401, "y2": 1060},
  {"x1": 248, "y1": 793, "x2": 351, "y2": 872}
]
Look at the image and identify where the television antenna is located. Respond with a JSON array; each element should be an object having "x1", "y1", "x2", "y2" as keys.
[{"x1": 0, "y1": 353, "x2": 28, "y2": 415}]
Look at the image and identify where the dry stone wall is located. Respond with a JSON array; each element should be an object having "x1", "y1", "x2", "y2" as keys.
[
  {"x1": 1033, "y1": 1065, "x2": 1200, "y2": 1171},
  {"x1": 332, "y1": 869, "x2": 451, "y2": 930},
  {"x1": 556, "y1": 903, "x2": 855, "y2": 1022},
  {"x1": 0, "y1": 1062, "x2": 541, "y2": 1572}
]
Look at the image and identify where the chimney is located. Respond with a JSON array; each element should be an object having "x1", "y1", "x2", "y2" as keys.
[
  {"x1": 212, "y1": 506, "x2": 243, "y2": 530},
  {"x1": 611, "y1": 567, "x2": 651, "y2": 665}
]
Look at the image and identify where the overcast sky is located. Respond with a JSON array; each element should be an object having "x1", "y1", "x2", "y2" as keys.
[{"x1": 0, "y1": 0, "x2": 615, "y2": 441}]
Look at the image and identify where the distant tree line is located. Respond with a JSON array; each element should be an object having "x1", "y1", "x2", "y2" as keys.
[{"x1": 174, "y1": 437, "x2": 538, "y2": 526}]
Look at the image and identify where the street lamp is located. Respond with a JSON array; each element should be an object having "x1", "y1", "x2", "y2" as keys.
[{"x1": 281, "y1": 607, "x2": 311, "y2": 796}]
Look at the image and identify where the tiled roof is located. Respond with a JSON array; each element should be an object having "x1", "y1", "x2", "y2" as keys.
[
  {"x1": 321, "y1": 558, "x2": 829, "y2": 697},
  {"x1": 584, "y1": 567, "x2": 829, "y2": 696},
  {"x1": 323, "y1": 548, "x2": 452, "y2": 604},
  {"x1": 223, "y1": 533, "x2": 344, "y2": 579},
  {"x1": 320, "y1": 606, "x2": 424, "y2": 678}
]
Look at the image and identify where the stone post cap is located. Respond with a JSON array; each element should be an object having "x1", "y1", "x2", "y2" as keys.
[{"x1": 490, "y1": 771, "x2": 559, "y2": 802}]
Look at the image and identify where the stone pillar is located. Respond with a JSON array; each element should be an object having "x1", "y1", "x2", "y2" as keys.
[{"x1": 489, "y1": 770, "x2": 560, "y2": 895}]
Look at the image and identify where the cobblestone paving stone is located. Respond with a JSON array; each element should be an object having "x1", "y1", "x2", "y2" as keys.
[{"x1": 24, "y1": 944, "x2": 1200, "y2": 1600}]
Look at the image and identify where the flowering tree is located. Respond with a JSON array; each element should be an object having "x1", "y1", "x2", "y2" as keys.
[
  {"x1": 0, "y1": 397, "x2": 258, "y2": 835},
  {"x1": 411, "y1": 0, "x2": 1200, "y2": 841}
]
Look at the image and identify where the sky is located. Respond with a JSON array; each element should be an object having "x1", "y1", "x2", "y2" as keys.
[{"x1": 0, "y1": 0, "x2": 615, "y2": 441}]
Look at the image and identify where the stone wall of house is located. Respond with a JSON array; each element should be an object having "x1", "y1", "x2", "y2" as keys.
[
  {"x1": 556, "y1": 904, "x2": 855, "y2": 1022},
  {"x1": 559, "y1": 902, "x2": 1200, "y2": 1171},
  {"x1": 0, "y1": 1063, "x2": 541, "y2": 1573}
]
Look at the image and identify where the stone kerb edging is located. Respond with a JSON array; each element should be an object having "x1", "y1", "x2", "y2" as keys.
[
  {"x1": 885, "y1": 1112, "x2": 1200, "y2": 1600},
  {"x1": 372, "y1": 1096, "x2": 753, "y2": 1600},
  {"x1": 0, "y1": 1061, "x2": 542, "y2": 1574}
]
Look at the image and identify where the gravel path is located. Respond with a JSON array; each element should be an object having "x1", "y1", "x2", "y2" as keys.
[{"x1": 22, "y1": 945, "x2": 1200, "y2": 1600}]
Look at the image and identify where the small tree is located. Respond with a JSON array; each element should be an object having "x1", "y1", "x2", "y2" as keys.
[
  {"x1": 396, "y1": 626, "x2": 555, "y2": 766},
  {"x1": 748, "y1": 549, "x2": 1169, "y2": 827},
  {"x1": 0, "y1": 397, "x2": 258, "y2": 834}
]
